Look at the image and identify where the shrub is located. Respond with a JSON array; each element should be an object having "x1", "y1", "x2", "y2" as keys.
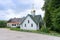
[
  {"x1": 10, "y1": 28, "x2": 20, "y2": 31},
  {"x1": 16, "y1": 26, "x2": 20, "y2": 28},
  {"x1": 0, "y1": 20, "x2": 7, "y2": 28},
  {"x1": 40, "y1": 26, "x2": 50, "y2": 33}
]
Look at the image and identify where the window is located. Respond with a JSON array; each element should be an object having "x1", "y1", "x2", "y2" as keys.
[
  {"x1": 17, "y1": 24, "x2": 19, "y2": 26},
  {"x1": 25, "y1": 24, "x2": 26, "y2": 27},
  {"x1": 12, "y1": 24, "x2": 16, "y2": 26},
  {"x1": 28, "y1": 20, "x2": 29, "y2": 23},
  {"x1": 31, "y1": 24, "x2": 33, "y2": 27}
]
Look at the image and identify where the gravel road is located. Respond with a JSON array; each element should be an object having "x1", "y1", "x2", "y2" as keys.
[{"x1": 0, "y1": 28, "x2": 60, "y2": 40}]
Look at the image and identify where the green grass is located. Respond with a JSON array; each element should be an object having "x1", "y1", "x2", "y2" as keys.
[
  {"x1": 10, "y1": 28, "x2": 60, "y2": 37},
  {"x1": 48, "y1": 31, "x2": 60, "y2": 37},
  {"x1": 10, "y1": 27, "x2": 20, "y2": 31}
]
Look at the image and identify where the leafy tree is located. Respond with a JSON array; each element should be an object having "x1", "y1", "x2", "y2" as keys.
[
  {"x1": 43, "y1": 0, "x2": 60, "y2": 32},
  {"x1": 43, "y1": 0, "x2": 52, "y2": 28},
  {"x1": 0, "y1": 20, "x2": 7, "y2": 28}
]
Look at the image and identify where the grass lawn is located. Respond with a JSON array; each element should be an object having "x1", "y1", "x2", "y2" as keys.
[{"x1": 10, "y1": 28, "x2": 60, "y2": 37}]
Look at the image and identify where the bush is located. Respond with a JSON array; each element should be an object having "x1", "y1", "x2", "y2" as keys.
[
  {"x1": 0, "y1": 20, "x2": 7, "y2": 28},
  {"x1": 10, "y1": 28, "x2": 20, "y2": 31},
  {"x1": 40, "y1": 26, "x2": 50, "y2": 33},
  {"x1": 16, "y1": 26, "x2": 20, "y2": 28}
]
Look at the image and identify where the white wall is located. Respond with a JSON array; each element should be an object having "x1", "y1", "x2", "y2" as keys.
[
  {"x1": 7, "y1": 23, "x2": 18, "y2": 27},
  {"x1": 20, "y1": 16, "x2": 39, "y2": 30}
]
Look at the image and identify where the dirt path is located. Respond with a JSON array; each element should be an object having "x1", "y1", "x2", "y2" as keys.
[{"x1": 0, "y1": 28, "x2": 60, "y2": 40}]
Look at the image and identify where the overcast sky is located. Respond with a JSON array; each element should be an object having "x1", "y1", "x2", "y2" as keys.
[{"x1": 0, "y1": 0, "x2": 44, "y2": 20}]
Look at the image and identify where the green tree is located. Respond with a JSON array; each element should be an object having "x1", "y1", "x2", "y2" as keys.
[
  {"x1": 43, "y1": 0, "x2": 60, "y2": 32},
  {"x1": 43, "y1": 0, "x2": 52, "y2": 28},
  {"x1": 0, "y1": 20, "x2": 7, "y2": 28}
]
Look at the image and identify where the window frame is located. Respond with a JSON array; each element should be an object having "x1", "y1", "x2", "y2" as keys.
[
  {"x1": 28, "y1": 20, "x2": 29, "y2": 23},
  {"x1": 25, "y1": 24, "x2": 26, "y2": 27},
  {"x1": 31, "y1": 24, "x2": 33, "y2": 27},
  {"x1": 12, "y1": 24, "x2": 16, "y2": 26}
]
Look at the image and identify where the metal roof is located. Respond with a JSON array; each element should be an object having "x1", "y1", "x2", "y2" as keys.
[{"x1": 20, "y1": 14, "x2": 42, "y2": 25}]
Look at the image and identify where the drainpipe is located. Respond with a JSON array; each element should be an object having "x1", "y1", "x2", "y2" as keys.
[{"x1": 38, "y1": 23, "x2": 39, "y2": 30}]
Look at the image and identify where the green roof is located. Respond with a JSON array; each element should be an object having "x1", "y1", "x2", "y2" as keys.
[{"x1": 20, "y1": 14, "x2": 42, "y2": 25}]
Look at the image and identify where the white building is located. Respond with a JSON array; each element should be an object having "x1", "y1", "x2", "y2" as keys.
[
  {"x1": 20, "y1": 9, "x2": 42, "y2": 30},
  {"x1": 7, "y1": 18, "x2": 25, "y2": 27},
  {"x1": 7, "y1": 6, "x2": 43, "y2": 30}
]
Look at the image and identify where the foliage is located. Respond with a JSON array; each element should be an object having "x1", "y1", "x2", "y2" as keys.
[
  {"x1": 10, "y1": 28, "x2": 20, "y2": 31},
  {"x1": 16, "y1": 26, "x2": 20, "y2": 28},
  {"x1": 0, "y1": 20, "x2": 7, "y2": 28},
  {"x1": 40, "y1": 26, "x2": 50, "y2": 33},
  {"x1": 10, "y1": 27, "x2": 60, "y2": 37},
  {"x1": 43, "y1": 0, "x2": 60, "y2": 33}
]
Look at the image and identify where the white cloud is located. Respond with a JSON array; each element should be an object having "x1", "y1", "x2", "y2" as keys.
[
  {"x1": 0, "y1": 0, "x2": 45, "y2": 20},
  {"x1": 16, "y1": 0, "x2": 45, "y2": 17},
  {"x1": 0, "y1": 0, "x2": 15, "y2": 5},
  {"x1": 6, "y1": 9, "x2": 31, "y2": 18},
  {"x1": 0, "y1": 9, "x2": 44, "y2": 20},
  {"x1": 34, "y1": 0, "x2": 44, "y2": 8},
  {"x1": 0, "y1": 0, "x2": 16, "y2": 9},
  {"x1": 5, "y1": 9, "x2": 44, "y2": 19},
  {"x1": 18, "y1": 0, "x2": 44, "y2": 9}
]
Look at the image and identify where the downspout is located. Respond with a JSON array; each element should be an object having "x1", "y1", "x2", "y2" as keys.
[{"x1": 38, "y1": 23, "x2": 39, "y2": 30}]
